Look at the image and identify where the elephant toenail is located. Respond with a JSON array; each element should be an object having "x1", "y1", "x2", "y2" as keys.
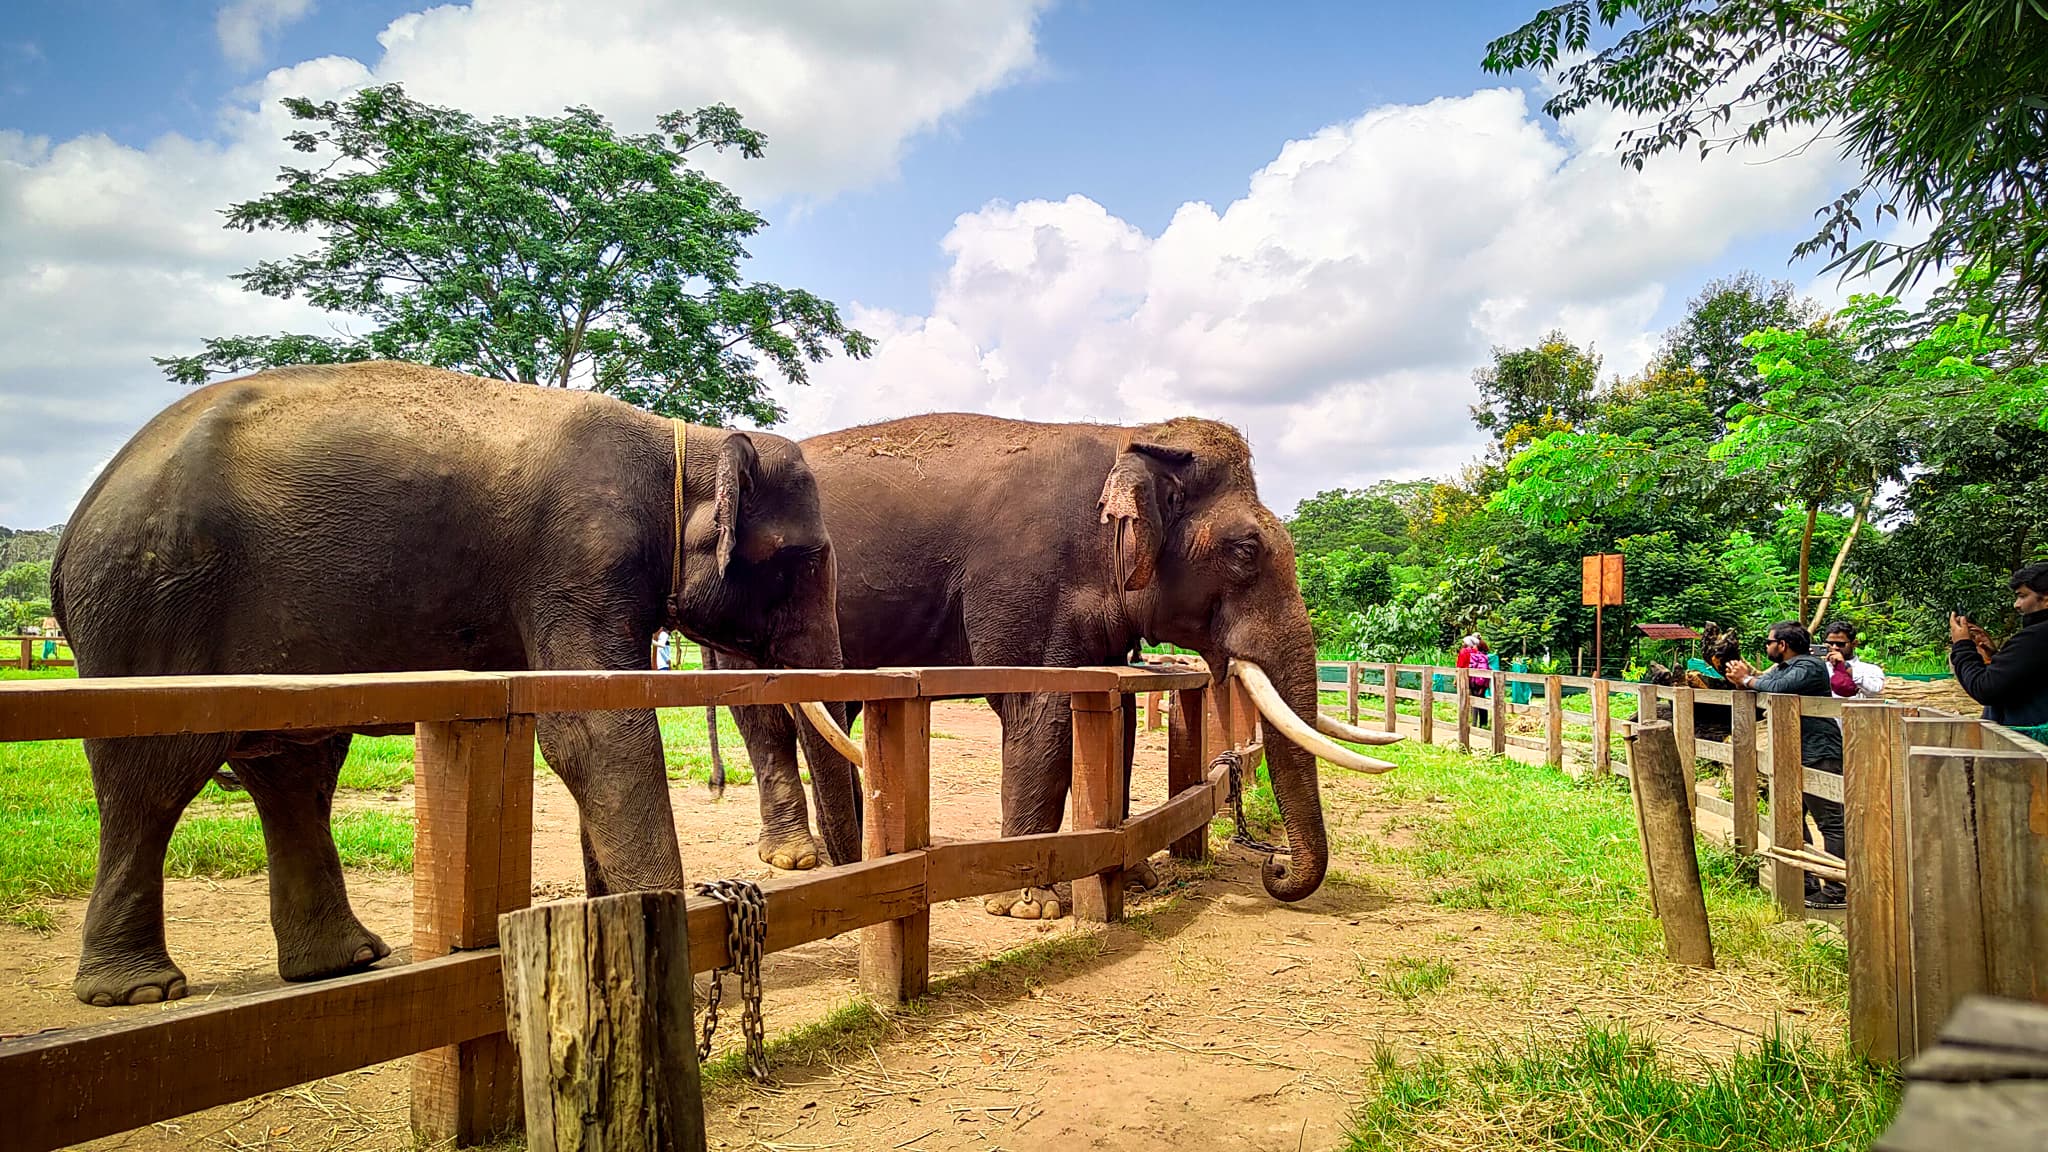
[
  {"x1": 90, "y1": 993, "x2": 114, "y2": 1007},
  {"x1": 353, "y1": 946, "x2": 376, "y2": 965},
  {"x1": 130, "y1": 986, "x2": 164, "y2": 1004}
]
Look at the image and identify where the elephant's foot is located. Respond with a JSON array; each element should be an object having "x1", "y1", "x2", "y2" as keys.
[
  {"x1": 74, "y1": 955, "x2": 188, "y2": 1007},
  {"x1": 983, "y1": 887, "x2": 1063, "y2": 920},
  {"x1": 1124, "y1": 859, "x2": 1159, "y2": 892},
  {"x1": 758, "y1": 829, "x2": 822, "y2": 871},
  {"x1": 277, "y1": 919, "x2": 391, "y2": 983}
]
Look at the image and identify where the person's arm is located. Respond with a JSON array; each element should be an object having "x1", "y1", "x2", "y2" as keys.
[
  {"x1": 1952, "y1": 627, "x2": 2044, "y2": 706},
  {"x1": 1829, "y1": 659, "x2": 1856, "y2": 697},
  {"x1": 1856, "y1": 661, "x2": 1885, "y2": 698}
]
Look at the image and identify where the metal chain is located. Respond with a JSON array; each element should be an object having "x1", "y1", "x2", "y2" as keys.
[
  {"x1": 694, "y1": 878, "x2": 768, "y2": 1080},
  {"x1": 1217, "y1": 748, "x2": 1286, "y2": 855}
]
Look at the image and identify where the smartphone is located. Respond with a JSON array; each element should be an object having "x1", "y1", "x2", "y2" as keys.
[{"x1": 1953, "y1": 606, "x2": 1971, "y2": 623}]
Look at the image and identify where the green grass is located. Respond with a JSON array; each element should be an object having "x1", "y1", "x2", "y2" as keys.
[
  {"x1": 1347, "y1": 1022, "x2": 1898, "y2": 1152},
  {"x1": 1370, "y1": 956, "x2": 1455, "y2": 1002},
  {"x1": 1332, "y1": 736, "x2": 1846, "y2": 998}
]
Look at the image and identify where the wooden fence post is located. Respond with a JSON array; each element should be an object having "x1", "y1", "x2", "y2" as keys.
[
  {"x1": 1072, "y1": 691, "x2": 1127, "y2": 922},
  {"x1": 1381, "y1": 663, "x2": 1398, "y2": 733},
  {"x1": 1167, "y1": 685, "x2": 1210, "y2": 862},
  {"x1": 1489, "y1": 677, "x2": 1507, "y2": 758},
  {"x1": 1345, "y1": 662, "x2": 1360, "y2": 727},
  {"x1": 16, "y1": 636, "x2": 29, "y2": 671},
  {"x1": 860, "y1": 697, "x2": 930, "y2": 1004},
  {"x1": 1144, "y1": 691, "x2": 1163, "y2": 732},
  {"x1": 1591, "y1": 678, "x2": 1611, "y2": 777},
  {"x1": 1843, "y1": 702, "x2": 1908, "y2": 1062},
  {"x1": 1729, "y1": 691, "x2": 1759, "y2": 855},
  {"x1": 1419, "y1": 670, "x2": 1435, "y2": 746},
  {"x1": 1765, "y1": 694, "x2": 1807, "y2": 921},
  {"x1": 1671, "y1": 685, "x2": 1697, "y2": 819},
  {"x1": 1544, "y1": 674, "x2": 1563, "y2": 769},
  {"x1": 1456, "y1": 667, "x2": 1472, "y2": 753},
  {"x1": 499, "y1": 893, "x2": 705, "y2": 1152},
  {"x1": 412, "y1": 713, "x2": 534, "y2": 1146},
  {"x1": 1904, "y1": 748, "x2": 1988, "y2": 1048},
  {"x1": 1629, "y1": 722, "x2": 1715, "y2": 968},
  {"x1": 1970, "y1": 749, "x2": 2048, "y2": 1009}
]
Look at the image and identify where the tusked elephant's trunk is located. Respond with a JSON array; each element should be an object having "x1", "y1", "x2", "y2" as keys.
[{"x1": 1212, "y1": 618, "x2": 1335, "y2": 903}]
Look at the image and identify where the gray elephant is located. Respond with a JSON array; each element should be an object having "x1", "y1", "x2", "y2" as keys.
[
  {"x1": 51, "y1": 362, "x2": 852, "y2": 1006},
  {"x1": 720, "y1": 414, "x2": 1396, "y2": 915}
]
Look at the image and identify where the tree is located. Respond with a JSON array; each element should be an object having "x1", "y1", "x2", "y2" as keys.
[
  {"x1": 1470, "y1": 331, "x2": 1602, "y2": 451},
  {"x1": 158, "y1": 85, "x2": 872, "y2": 425},
  {"x1": 1484, "y1": 2, "x2": 2048, "y2": 337},
  {"x1": 1655, "y1": 273, "x2": 1823, "y2": 422},
  {"x1": 0, "y1": 561, "x2": 50, "y2": 602},
  {"x1": 1286, "y1": 487, "x2": 1412, "y2": 559}
]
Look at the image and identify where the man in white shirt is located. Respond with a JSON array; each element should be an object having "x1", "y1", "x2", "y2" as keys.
[
  {"x1": 1823, "y1": 620, "x2": 1885, "y2": 699},
  {"x1": 653, "y1": 627, "x2": 672, "y2": 670}
]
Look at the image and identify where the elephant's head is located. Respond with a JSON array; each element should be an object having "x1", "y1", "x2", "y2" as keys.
[{"x1": 1105, "y1": 419, "x2": 1393, "y2": 903}]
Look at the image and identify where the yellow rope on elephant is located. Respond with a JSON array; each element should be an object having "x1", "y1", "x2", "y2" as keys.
[{"x1": 672, "y1": 419, "x2": 687, "y2": 606}]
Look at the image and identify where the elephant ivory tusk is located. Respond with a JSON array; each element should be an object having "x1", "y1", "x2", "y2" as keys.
[
  {"x1": 1231, "y1": 661, "x2": 1398, "y2": 774},
  {"x1": 1315, "y1": 712, "x2": 1406, "y2": 747},
  {"x1": 785, "y1": 699, "x2": 865, "y2": 767}
]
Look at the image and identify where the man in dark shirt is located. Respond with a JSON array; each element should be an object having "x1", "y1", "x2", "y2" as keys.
[
  {"x1": 1724, "y1": 621, "x2": 1846, "y2": 908},
  {"x1": 1951, "y1": 563, "x2": 2048, "y2": 731}
]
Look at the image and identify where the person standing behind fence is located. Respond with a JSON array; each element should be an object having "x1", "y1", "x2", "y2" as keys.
[
  {"x1": 1724, "y1": 622, "x2": 1846, "y2": 909},
  {"x1": 1823, "y1": 621, "x2": 1885, "y2": 700},
  {"x1": 653, "y1": 627, "x2": 672, "y2": 671},
  {"x1": 1950, "y1": 562, "x2": 2048, "y2": 731},
  {"x1": 1457, "y1": 635, "x2": 1494, "y2": 729}
]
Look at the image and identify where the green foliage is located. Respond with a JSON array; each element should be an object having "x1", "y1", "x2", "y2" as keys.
[
  {"x1": 157, "y1": 85, "x2": 872, "y2": 425},
  {"x1": 1483, "y1": 1, "x2": 2048, "y2": 341},
  {"x1": 1287, "y1": 485, "x2": 1416, "y2": 558},
  {"x1": 1300, "y1": 547, "x2": 1395, "y2": 643},
  {"x1": 0, "y1": 561, "x2": 50, "y2": 602},
  {"x1": 1655, "y1": 272, "x2": 1825, "y2": 421},
  {"x1": 1470, "y1": 330, "x2": 1603, "y2": 452}
]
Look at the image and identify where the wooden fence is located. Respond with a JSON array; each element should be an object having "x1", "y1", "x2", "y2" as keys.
[
  {"x1": 5, "y1": 634, "x2": 73, "y2": 670},
  {"x1": 0, "y1": 662, "x2": 1260, "y2": 1152},
  {"x1": 1315, "y1": 660, "x2": 2048, "y2": 1062}
]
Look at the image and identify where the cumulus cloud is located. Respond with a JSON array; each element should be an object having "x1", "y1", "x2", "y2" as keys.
[
  {"x1": 0, "y1": 1, "x2": 1047, "y2": 525},
  {"x1": 775, "y1": 88, "x2": 1857, "y2": 515},
  {"x1": 216, "y1": 0, "x2": 316, "y2": 69}
]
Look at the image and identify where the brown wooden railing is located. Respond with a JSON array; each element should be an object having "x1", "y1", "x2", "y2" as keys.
[
  {"x1": 0, "y1": 662, "x2": 1259, "y2": 1152},
  {"x1": 4, "y1": 634, "x2": 72, "y2": 670}
]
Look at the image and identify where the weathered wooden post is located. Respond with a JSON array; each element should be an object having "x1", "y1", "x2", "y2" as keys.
[
  {"x1": 412, "y1": 711, "x2": 534, "y2": 1145},
  {"x1": 16, "y1": 636, "x2": 30, "y2": 671},
  {"x1": 1591, "y1": 678, "x2": 1612, "y2": 777},
  {"x1": 1456, "y1": 667, "x2": 1472, "y2": 753},
  {"x1": 1383, "y1": 663, "x2": 1400, "y2": 733},
  {"x1": 1843, "y1": 702, "x2": 1909, "y2": 1062},
  {"x1": 1631, "y1": 684, "x2": 1657, "y2": 779},
  {"x1": 1970, "y1": 743, "x2": 2048, "y2": 1012},
  {"x1": 499, "y1": 893, "x2": 705, "y2": 1152},
  {"x1": 1544, "y1": 674, "x2": 1563, "y2": 769},
  {"x1": 1418, "y1": 670, "x2": 1435, "y2": 746},
  {"x1": 1072, "y1": 690, "x2": 1127, "y2": 922},
  {"x1": 1345, "y1": 662, "x2": 1360, "y2": 727},
  {"x1": 860, "y1": 697, "x2": 931, "y2": 1003},
  {"x1": 1145, "y1": 691, "x2": 1163, "y2": 731},
  {"x1": 1628, "y1": 721, "x2": 1715, "y2": 968},
  {"x1": 1765, "y1": 693, "x2": 1807, "y2": 920},
  {"x1": 1672, "y1": 684, "x2": 1698, "y2": 819},
  {"x1": 1168, "y1": 684, "x2": 1209, "y2": 862},
  {"x1": 1489, "y1": 676, "x2": 1507, "y2": 758},
  {"x1": 1729, "y1": 690, "x2": 1760, "y2": 854}
]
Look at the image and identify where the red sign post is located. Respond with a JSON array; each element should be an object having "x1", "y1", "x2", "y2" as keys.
[{"x1": 1581, "y1": 554, "x2": 1624, "y2": 676}]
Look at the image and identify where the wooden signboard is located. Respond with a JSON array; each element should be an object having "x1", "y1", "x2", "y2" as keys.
[{"x1": 1582, "y1": 554, "x2": 1624, "y2": 678}]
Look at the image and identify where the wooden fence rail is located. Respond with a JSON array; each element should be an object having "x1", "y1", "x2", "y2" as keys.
[
  {"x1": 5, "y1": 633, "x2": 73, "y2": 670},
  {"x1": 0, "y1": 661, "x2": 1241, "y2": 1152}
]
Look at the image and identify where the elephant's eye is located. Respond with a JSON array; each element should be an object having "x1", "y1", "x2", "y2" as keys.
[{"x1": 1229, "y1": 537, "x2": 1261, "y2": 563}]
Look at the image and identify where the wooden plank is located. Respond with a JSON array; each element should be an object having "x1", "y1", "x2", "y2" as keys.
[
  {"x1": 1124, "y1": 785, "x2": 1220, "y2": 868},
  {"x1": 1845, "y1": 704, "x2": 1907, "y2": 1061},
  {"x1": 1168, "y1": 686, "x2": 1210, "y2": 862},
  {"x1": 1070, "y1": 691, "x2": 1127, "y2": 922},
  {"x1": 411, "y1": 716, "x2": 532, "y2": 1145},
  {"x1": 1801, "y1": 696, "x2": 1846, "y2": 719},
  {"x1": 500, "y1": 894, "x2": 704, "y2": 1152},
  {"x1": 925, "y1": 831, "x2": 1122, "y2": 904},
  {"x1": 1345, "y1": 662, "x2": 1360, "y2": 727},
  {"x1": 1419, "y1": 671, "x2": 1435, "y2": 747},
  {"x1": 1729, "y1": 691, "x2": 1759, "y2": 854},
  {"x1": 1545, "y1": 674, "x2": 1564, "y2": 769},
  {"x1": 1908, "y1": 716, "x2": 1985, "y2": 751},
  {"x1": 1101, "y1": 666, "x2": 1210, "y2": 693},
  {"x1": 1906, "y1": 750, "x2": 1989, "y2": 1048},
  {"x1": 1144, "y1": 691, "x2": 1163, "y2": 731},
  {"x1": 0, "y1": 671, "x2": 509, "y2": 742},
  {"x1": 1936, "y1": 994, "x2": 2048, "y2": 1053},
  {"x1": 1489, "y1": 676, "x2": 1507, "y2": 758},
  {"x1": 508, "y1": 669, "x2": 921, "y2": 714},
  {"x1": 1456, "y1": 669, "x2": 1471, "y2": 753},
  {"x1": 1672, "y1": 686, "x2": 1698, "y2": 821},
  {"x1": 0, "y1": 953, "x2": 504, "y2": 1152},
  {"x1": 1972, "y1": 753, "x2": 2048, "y2": 1006},
  {"x1": 1558, "y1": 709, "x2": 1598, "y2": 727},
  {"x1": 858, "y1": 697, "x2": 931, "y2": 1004},
  {"x1": 1690, "y1": 688, "x2": 1735, "y2": 705},
  {"x1": 1383, "y1": 663, "x2": 1399, "y2": 733},
  {"x1": 1877, "y1": 1080, "x2": 2048, "y2": 1152},
  {"x1": 1591, "y1": 678, "x2": 1611, "y2": 777},
  {"x1": 1765, "y1": 694, "x2": 1808, "y2": 920},
  {"x1": 1693, "y1": 739, "x2": 1733, "y2": 766},
  {"x1": 1504, "y1": 734, "x2": 1548, "y2": 752},
  {"x1": 1630, "y1": 722, "x2": 1714, "y2": 968}
]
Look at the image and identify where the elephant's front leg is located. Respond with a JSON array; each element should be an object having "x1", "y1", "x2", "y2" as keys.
[
  {"x1": 728, "y1": 702, "x2": 823, "y2": 870},
  {"x1": 537, "y1": 708, "x2": 687, "y2": 894},
  {"x1": 983, "y1": 691, "x2": 1073, "y2": 920}
]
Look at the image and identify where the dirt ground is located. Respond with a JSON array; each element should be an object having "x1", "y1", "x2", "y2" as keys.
[{"x1": 2, "y1": 702, "x2": 1839, "y2": 1152}]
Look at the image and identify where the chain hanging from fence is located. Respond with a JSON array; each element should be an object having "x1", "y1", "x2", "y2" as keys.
[
  {"x1": 693, "y1": 877, "x2": 768, "y2": 1079},
  {"x1": 1217, "y1": 747, "x2": 1285, "y2": 855}
]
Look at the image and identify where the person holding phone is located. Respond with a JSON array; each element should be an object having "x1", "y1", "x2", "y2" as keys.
[
  {"x1": 1724, "y1": 621, "x2": 1846, "y2": 908},
  {"x1": 1951, "y1": 563, "x2": 2048, "y2": 729}
]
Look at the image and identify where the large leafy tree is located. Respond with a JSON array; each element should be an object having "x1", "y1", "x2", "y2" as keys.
[
  {"x1": 1484, "y1": 2, "x2": 2048, "y2": 335},
  {"x1": 1655, "y1": 272, "x2": 1823, "y2": 422},
  {"x1": 1470, "y1": 330, "x2": 1603, "y2": 452},
  {"x1": 158, "y1": 85, "x2": 872, "y2": 425}
]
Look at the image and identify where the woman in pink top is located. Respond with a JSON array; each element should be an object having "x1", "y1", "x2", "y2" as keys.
[{"x1": 1457, "y1": 635, "x2": 1494, "y2": 728}]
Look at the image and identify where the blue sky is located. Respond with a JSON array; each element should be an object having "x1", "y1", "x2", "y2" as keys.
[{"x1": 0, "y1": 1, "x2": 1863, "y2": 526}]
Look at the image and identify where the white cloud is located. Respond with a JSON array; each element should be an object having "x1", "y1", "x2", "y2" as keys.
[
  {"x1": 0, "y1": 1, "x2": 1047, "y2": 526},
  {"x1": 216, "y1": 0, "x2": 316, "y2": 69},
  {"x1": 774, "y1": 88, "x2": 1860, "y2": 516}
]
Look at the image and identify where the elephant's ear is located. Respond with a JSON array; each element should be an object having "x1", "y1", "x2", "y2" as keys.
[
  {"x1": 1097, "y1": 441, "x2": 1193, "y2": 592},
  {"x1": 713, "y1": 432, "x2": 759, "y2": 575}
]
